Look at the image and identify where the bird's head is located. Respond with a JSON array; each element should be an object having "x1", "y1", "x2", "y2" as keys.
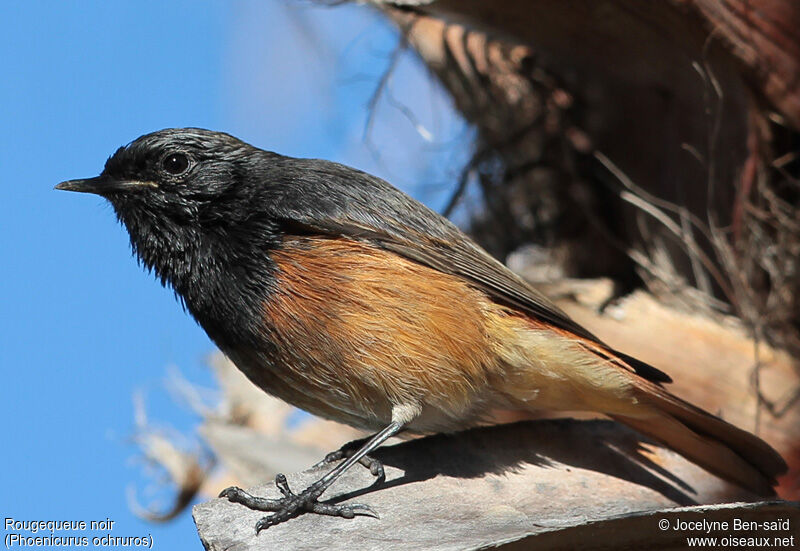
[
  {"x1": 56, "y1": 128, "x2": 283, "y2": 294},
  {"x1": 56, "y1": 128, "x2": 264, "y2": 226}
]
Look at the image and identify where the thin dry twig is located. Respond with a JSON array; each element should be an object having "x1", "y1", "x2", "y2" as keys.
[
  {"x1": 594, "y1": 151, "x2": 735, "y2": 304},
  {"x1": 129, "y1": 391, "x2": 214, "y2": 522}
]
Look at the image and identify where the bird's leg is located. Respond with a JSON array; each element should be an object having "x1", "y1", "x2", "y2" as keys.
[
  {"x1": 220, "y1": 421, "x2": 403, "y2": 533},
  {"x1": 313, "y1": 435, "x2": 385, "y2": 478}
]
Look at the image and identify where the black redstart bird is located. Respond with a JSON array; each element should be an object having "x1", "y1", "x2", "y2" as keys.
[{"x1": 57, "y1": 128, "x2": 786, "y2": 531}]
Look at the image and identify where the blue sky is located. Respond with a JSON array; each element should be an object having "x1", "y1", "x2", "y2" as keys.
[{"x1": 1, "y1": 2, "x2": 466, "y2": 548}]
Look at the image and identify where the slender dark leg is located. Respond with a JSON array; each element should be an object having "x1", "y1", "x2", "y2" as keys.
[
  {"x1": 220, "y1": 421, "x2": 403, "y2": 532},
  {"x1": 313, "y1": 436, "x2": 385, "y2": 478}
]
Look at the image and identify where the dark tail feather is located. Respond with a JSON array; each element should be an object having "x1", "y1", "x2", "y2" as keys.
[{"x1": 612, "y1": 382, "x2": 787, "y2": 496}]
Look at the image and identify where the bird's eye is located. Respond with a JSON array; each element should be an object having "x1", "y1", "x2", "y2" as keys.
[{"x1": 161, "y1": 152, "x2": 190, "y2": 176}]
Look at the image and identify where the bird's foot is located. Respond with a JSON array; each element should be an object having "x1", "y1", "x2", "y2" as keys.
[
  {"x1": 219, "y1": 474, "x2": 379, "y2": 532},
  {"x1": 314, "y1": 438, "x2": 385, "y2": 478}
]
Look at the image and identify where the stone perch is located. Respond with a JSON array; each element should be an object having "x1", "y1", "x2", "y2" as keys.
[{"x1": 193, "y1": 419, "x2": 799, "y2": 550}]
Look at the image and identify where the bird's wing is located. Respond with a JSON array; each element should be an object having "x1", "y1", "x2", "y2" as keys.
[
  {"x1": 270, "y1": 159, "x2": 671, "y2": 384},
  {"x1": 278, "y1": 218, "x2": 672, "y2": 385},
  {"x1": 296, "y1": 218, "x2": 593, "y2": 336}
]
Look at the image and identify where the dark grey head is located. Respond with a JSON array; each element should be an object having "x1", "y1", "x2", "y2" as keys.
[
  {"x1": 56, "y1": 128, "x2": 284, "y2": 314},
  {"x1": 56, "y1": 128, "x2": 267, "y2": 223}
]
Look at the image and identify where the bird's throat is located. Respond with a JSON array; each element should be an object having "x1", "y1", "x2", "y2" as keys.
[{"x1": 118, "y1": 205, "x2": 280, "y2": 349}]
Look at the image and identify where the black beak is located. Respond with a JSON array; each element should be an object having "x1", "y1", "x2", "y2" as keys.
[
  {"x1": 54, "y1": 176, "x2": 108, "y2": 194},
  {"x1": 55, "y1": 176, "x2": 157, "y2": 195}
]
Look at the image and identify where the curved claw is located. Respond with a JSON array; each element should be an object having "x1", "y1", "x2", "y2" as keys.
[
  {"x1": 255, "y1": 514, "x2": 285, "y2": 533},
  {"x1": 345, "y1": 503, "x2": 380, "y2": 519},
  {"x1": 368, "y1": 461, "x2": 385, "y2": 478},
  {"x1": 218, "y1": 486, "x2": 236, "y2": 499},
  {"x1": 312, "y1": 450, "x2": 343, "y2": 469},
  {"x1": 274, "y1": 474, "x2": 293, "y2": 497},
  {"x1": 304, "y1": 500, "x2": 380, "y2": 521},
  {"x1": 218, "y1": 486, "x2": 247, "y2": 501}
]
